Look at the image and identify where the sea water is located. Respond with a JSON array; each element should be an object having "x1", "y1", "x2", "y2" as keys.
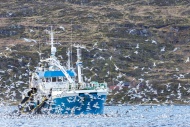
[{"x1": 0, "y1": 105, "x2": 189, "y2": 127}]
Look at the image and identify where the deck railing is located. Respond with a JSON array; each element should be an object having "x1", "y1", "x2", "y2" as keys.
[{"x1": 40, "y1": 81, "x2": 107, "y2": 92}]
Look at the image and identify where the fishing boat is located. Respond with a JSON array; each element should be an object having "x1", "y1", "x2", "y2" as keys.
[{"x1": 18, "y1": 28, "x2": 108, "y2": 115}]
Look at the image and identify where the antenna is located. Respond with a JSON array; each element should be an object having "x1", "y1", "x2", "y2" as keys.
[
  {"x1": 38, "y1": 27, "x2": 41, "y2": 60},
  {"x1": 70, "y1": 21, "x2": 73, "y2": 68},
  {"x1": 50, "y1": 26, "x2": 54, "y2": 48},
  {"x1": 50, "y1": 26, "x2": 56, "y2": 56}
]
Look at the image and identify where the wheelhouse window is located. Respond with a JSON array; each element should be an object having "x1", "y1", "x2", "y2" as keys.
[
  {"x1": 42, "y1": 78, "x2": 45, "y2": 82},
  {"x1": 52, "y1": 77, "x2": 56, "y2": 82},
  {"x1": 63, "y1": 77, "x2": 67, "y2": 81},
  {"x1": 46, "y1": 78, "x2": 51, "y2": 82},
  {"x1": 58, "y1": 77, "x2": 62, "y2": 82}
]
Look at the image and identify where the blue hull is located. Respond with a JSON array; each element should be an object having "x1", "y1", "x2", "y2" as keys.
[{"x1": 49, "y1": 93, "x2": 107, "y2": 115}]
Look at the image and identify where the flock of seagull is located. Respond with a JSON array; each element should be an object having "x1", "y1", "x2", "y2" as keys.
[{"x1": 0, "y1": 27, "x2": 189, "y2": 107}]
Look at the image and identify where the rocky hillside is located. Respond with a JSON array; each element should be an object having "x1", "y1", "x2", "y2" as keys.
[{"x1": 0, "y1": 0, "x2": 190, "y2": 105}]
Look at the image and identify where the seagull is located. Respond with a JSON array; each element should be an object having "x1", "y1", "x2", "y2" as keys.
[
  {"x1": 18, "y1": 58, "x2": 23, "y2": 62},
  {"x1": 23, "y1": 38, "x2": 32, "y2": 42},
  {"x1": 136, "y1": 43, "x2": 139, "y2": 49},
  {"x1": 105, "y1": 63, "x2": 108, "y2": 66},
  {"x1": 90, "y1": 67, "x2": 94, "y2": 71},
  {"x1": 134, "y1": 66, "x2": 138, "y2": 69},
  {"x1": 185, "y1": 57, "x2": 189, "y2": 63},
  {"x1": 153, "y1": 62, "x2": 156, "y2": 67},
  {"x1": 59, "y1": 26, "x2": 65, "y2": 31},
  {"x1": 145, "y1": 80, "x2": 149, "y2": 85},
  {"x1": 114, "y1": 64, "x2": 119, "y2": 71},
  {"x1": 94, "y1": 52, "x2": 98, "y2": 57},
  {"x1": 134, "y1": 51, "x2": 138, "y2": 54},
  {"x1": 87, "y1": 77, "x2": 91, "y2": 82},
  {"x1": 179, "y1": 74, "x2": 185, "y2": 78},
  {"x1": 166, "y1": 83, "x2": 171, "y2": 89},
  {"x1": 124, "y1": 55, "x2": 131, "y2": 59},
  {"x1": 116, "y1": 73, "x2": 122, "y2": 79},
  {"x1": 153, "y1": 98, "x2": 159, "y2": 103},
  {"x1": 29, "y1": 29, "x2": 34, "y2": 33},
  {"x1": 151, "y1": 40, "x2": 157, "y2": 44},
  {"x1": 23, "y1": 38, "x2": 37, "y2": 43},
  {"x1": 98, "y1": 56, "x2": 105, "y2": 60},
  {"x1": 109, "y1": 56, "x2": 112, "y2": 61},
  {"x1": 93, "y1": 42, "x2": 98, "y2": 48},
  {"x1": 129, "y1": 29, "x2": 135, "y2": 34},
  {"x1": 161, "y1": 46, "x2": 165, "y2": 52},
  {"x1": 178, "y1": 83, "x2": 181, "y2": 89},
  {"x1": 44, "y1": 29, "x2": 50, "y2": 33},
  {"x1": 5, "y1": 47, "x2": 11, "y2": 52},
  {"x1": 138, "y1": 78, "x2": 144, "y2": 82},
  {"x1": 58, "y1": 55, "x2": 63, "y2": 59},
  {"x1": 32, "y1": 39, "x2": 37, "y2": 43},
  {"x1": 173, "y1": 47, "x2": 178, "y2": 52}
]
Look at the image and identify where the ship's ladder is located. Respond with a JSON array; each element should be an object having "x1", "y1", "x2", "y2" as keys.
[
  {"x1": 30, "y1": 88, "x2": 52, "y2": 114},
  {"x1": 19, "y1": 92, "x2": 36, "y2": 114},
  {"x1": 30, "y1": 96, "x2": 48, "y2": 114}
]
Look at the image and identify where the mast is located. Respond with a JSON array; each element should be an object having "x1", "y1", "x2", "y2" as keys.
[
  {"x1": 67, "y1": 48, "x2": 71, "y2": 70},
  {"x1": 45, "y1": 26, "x2": 74, "y2": 84},
  {"x1": 75, "y1": 44, "x2": 84, "y2": 83},
  {"x1": 70, "y1": 21, "x2": 73, "y2": 68},
  {"x1": 50, "y1": 26, "x2": 56, "y2": 56}
]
